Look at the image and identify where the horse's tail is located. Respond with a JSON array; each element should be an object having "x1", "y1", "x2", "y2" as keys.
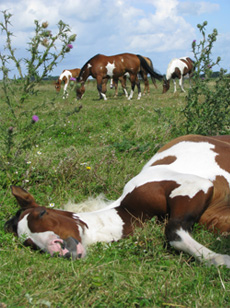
[{"x1": 136, "y1": 55, "x2": 163, "y2": 81}]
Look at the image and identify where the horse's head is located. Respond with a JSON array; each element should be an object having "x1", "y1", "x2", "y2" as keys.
[
  {"x1": 5, "y1": 186, "x2": 86, "y2": 260},
  {"x1": 54, "y1": 80, "x2": 61, "y2": 93},
  {"x1": 76, "y1": 83, "x2": 85, "y2": 100},
  {"x1": 162, "y1": 78, "x2": 170, "y2": 93}
]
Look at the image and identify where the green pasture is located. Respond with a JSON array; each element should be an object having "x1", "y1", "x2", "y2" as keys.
[{"x1": 1, "y1": 79, "x2": 230, "y2": 307}]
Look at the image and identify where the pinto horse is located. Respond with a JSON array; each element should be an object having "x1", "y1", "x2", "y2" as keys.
[
  {"x1": 76, "y1": 53, "x2": 163, "y2": 100},
  {"x1": 110, "y1": 56, "x2": 158, "y2": 97},
  {"x1": 163, "y1": 57, "x2": 194, "y2": 93},
  {"x1": 5, "y1": 134, "x2": 230, "y2": 268},
  {"x1": 55, "y1": 68, "x2": 80, "y2": 99}
]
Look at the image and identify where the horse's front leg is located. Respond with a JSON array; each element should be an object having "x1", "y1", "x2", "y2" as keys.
[
  {"x1": 97, "y1": 77, "x2": 108, "y2": 100},
  {"x1": 179, "y1": 77, "x2": 185, "y2": 92},
  {"x1": 63, "y1": 79, "x2": 69, "y2": 99},
  {"x1": 173, "y1": 79, "x2": 177, "y2": 93}
]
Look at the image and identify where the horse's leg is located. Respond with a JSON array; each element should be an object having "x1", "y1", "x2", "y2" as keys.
[
  {"x1": 128, "y1": 74, "x2": 140, "y2": 100},
  {"x1": 63, "y1": 78, "x2": 69, "y2": 99},
  {"x1": 173, "y1": 79, "x2": 177, "y2": 93},
  {"x1": 110, "y1": 78, "x2": 114, "y2": 89},
  {"x1": 97, "y1": 77, "x2": 107, "y2": 100},
  {"x1": 136, "y1": 77, "x2": 141, "y2": 100},
  {"x1": 179, "y1": 76, "x2": 185, "y2": 92},
  {"x1": 113, "y1": 79, "x2": 119, "y2": 97},
  {"x1": 165, "y1": 176, "x2": 230, "y2": 267},
  {"x1": 120, "y1": 76, "x2": 128, "y2": 98}
]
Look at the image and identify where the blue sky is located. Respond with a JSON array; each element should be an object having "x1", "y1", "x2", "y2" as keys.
[{"x1": 1, "y1": 0, "x2": 230, "y2": 78}]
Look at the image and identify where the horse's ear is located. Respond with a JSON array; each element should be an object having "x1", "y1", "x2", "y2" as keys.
[{"x1": 11, "y1": 186, "x2": 38, "y2": 209}]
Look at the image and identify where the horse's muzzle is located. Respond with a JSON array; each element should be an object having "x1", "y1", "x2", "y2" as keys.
[{"x1": 62, "y1": 237, "x2": 86, "y2": 260}]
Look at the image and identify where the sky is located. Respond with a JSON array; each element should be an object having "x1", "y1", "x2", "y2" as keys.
[{"x1": 1, "y1": 0, "x2": 230, "y2": 79}]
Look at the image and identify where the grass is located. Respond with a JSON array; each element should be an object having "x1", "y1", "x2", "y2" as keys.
[{"x1": 1, "y1": 79, "x2": 230, "y2": 307}]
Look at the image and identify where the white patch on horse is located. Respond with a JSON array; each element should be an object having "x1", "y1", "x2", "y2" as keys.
[
  {"x1": 87, "y1": 63, "x2": 92, "y2": 69},
  {"x1": 106, "y1": 62, "x2": 115, "y2": 77},
  {"x1": 120, "y1": 141, "x2": 230, "y2": 200},
  {"x1": 73, "y1": 208, "x2": 124, "y2": 248},
  {"x1": 166, "y1": 58, "x2": 188, "y2": 80}
]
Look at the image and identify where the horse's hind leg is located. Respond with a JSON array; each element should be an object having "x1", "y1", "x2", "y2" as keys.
[
  {"x1": 165, "y1": 178, "x2": 230, "y2": 268},
  {"x1": 136, "y1": 77, "x2": 141, "y2": 100}
]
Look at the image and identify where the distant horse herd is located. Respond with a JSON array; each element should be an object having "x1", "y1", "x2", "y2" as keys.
[
  {"x1": 54, "y1": 53, "x2": 194, "y2": 100},
  {"x1": 6, "y1": 52, "x2": 230, "y2": 269}
]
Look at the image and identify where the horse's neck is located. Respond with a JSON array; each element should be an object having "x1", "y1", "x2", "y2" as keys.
[
  {"x1": 80, "y1": 64, "x2": 91, "y2": 82},
  {"x1": 75, "y1": 201, "x2": 134, "y2": 247}
]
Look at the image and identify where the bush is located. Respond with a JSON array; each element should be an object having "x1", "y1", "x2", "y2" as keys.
[{"x1": 184, "y1": 21, "x2": 230, "y2": 135}]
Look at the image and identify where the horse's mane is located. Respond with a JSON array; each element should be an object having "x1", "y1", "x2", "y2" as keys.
[
  {"x1": 77, "y1": 54, "x2": 101, "y2": 81},
  {"x1": 62, "y1": 194, "x2": 113, "y2": 213}
]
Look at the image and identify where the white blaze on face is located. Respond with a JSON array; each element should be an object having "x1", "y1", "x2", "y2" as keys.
[
  {"x1": 121, "y1": 141, "x2": 230, "y2": 200},
  {"x1": 106, "y1": 62, "x2": 115, "y2": 77}
]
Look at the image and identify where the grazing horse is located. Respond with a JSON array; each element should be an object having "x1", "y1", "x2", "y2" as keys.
[
  {"x1": 55, "y1": 68, "x2": 80, "y2": 99},
  {"x1": 110, "y1": 56, "x2": 158, "y2": 97},
  {"x1": 76, "y1": 53, "x2": 162, "y2": 100},
  {"x1": 163, "y1": 57, "x2": 194, "y2": 93},
  {"x1": 5, "y1": 134, "x2": 230, "y2": 268}
]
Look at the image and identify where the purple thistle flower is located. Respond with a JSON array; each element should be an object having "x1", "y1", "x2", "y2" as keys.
[
  {"x1": 70, "y1": 77, "x2": 76, "y2": 81},
  {"x1": 193, "y1": 40, "x2": 196, "y2": 43},
  {"x1": 32, "y1": 115, "x2": 39, "y2": 123},
  {"x1": 67, "y1": 44, "x2": 73, "y2": 49}
]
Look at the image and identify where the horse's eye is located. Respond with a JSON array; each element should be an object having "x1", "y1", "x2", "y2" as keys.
[{"x1": 39, "y1": 210, "x2": 46, "y2": 218}]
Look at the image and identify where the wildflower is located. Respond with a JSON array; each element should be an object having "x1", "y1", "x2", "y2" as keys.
[
  {"x1": 66, "y1": 44, "x2": 73, "y2": 52},
  {"x1": 37, "y1": 151, "x2": 42, "y2": 155},
  {"x1": 32, "y1": 115, "x2": 39, "y2": 123},
  {"x1": 86, "y1": 166, "x2": 91, "y2": 170},
  {"x1": 70, "y1": 77, "x2": 76, "y2": 81},
  {"x1": 26, "y1": 161, "x2": 31, "y2": 164},
  {"x1": 49, "y1": 203, "x2": 55, "y2": 207}
]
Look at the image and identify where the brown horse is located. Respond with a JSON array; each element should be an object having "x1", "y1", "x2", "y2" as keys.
[
  {"x1": 110, "y1": 56, "x2": 158, "y2": 97},
  {"x1": 55, "y1": 68, "x2": 80, "y2": 99},
  {"x1": 163, "y1": 57, "x2": 194, "y2": 93},
  {"x1": 76, "y1": 53, "x2": 163, "y2": 100},
  {"x1": 5, "y1": 134, "x2": 230, "y2": 268}
]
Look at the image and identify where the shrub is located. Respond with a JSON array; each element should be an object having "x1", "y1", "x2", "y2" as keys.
[{"x1": 184, "y1": 21, "x2": 230, "y2": 135}]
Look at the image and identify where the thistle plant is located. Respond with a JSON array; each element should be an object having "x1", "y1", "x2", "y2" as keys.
[
  {"x1": 0, "y1": 10, "x2": 76, "y2": 104},
  {"x1": 184, "y1": 21, "x2": 230, "y2": 135},
  {"x1": 0, "y1": 10, "x2": 76, "y2": 167}
]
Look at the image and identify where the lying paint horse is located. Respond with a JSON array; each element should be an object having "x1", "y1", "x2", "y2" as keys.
[
  {"x1": 110, "y1": 56, "x2": 158, "y2": 97},
  {"x1": 163, "y1": 57, "x2": 194, "y2": 93},
  {"x1": 76, "y1": 53, "x2": 163, "y2": 100},
  {"x1": 5, "y1": 134, "x2": 230, "y2": 267},
  {"x1": 55, "y1": 68, "x2": 80, "y2": 99}
]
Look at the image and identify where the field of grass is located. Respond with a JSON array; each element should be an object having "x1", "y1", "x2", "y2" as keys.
[{"x1": 1, "y1": 79, "x2": 230, "y2": 307}]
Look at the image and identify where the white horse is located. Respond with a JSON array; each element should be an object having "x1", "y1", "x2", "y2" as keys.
[{"x1": 163, "y1": 57, "x2": 194, "y2": 93}]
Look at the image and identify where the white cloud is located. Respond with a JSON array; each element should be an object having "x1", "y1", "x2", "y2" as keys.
[
  {"x1": 0, "y1": 0, "x2": 229, "y2": 78},
  {"x1": 177, "y1": 1, "x2": 219, "y2": 15}
]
